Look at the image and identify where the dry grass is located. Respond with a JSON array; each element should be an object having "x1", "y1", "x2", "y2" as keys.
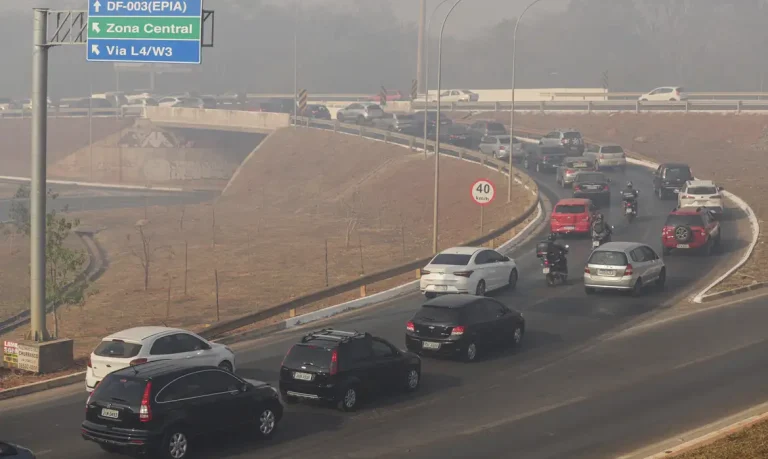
[
  {"x1": 0, "y1": 128, "x2": 535, "y2": 359},
  {"x1": 0, "y1": 357, "x2": 87, "y2": 390},
  {"x1": 676, "y1": 418, "x2": 768, "y2": 459}
]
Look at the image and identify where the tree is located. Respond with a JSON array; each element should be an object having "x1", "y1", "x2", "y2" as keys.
[{"x1": 128, "y1": 219, "x2": 173, "y2": 291}]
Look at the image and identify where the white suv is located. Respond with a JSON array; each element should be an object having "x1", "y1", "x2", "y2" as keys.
[
  {"x1": 85, "y1": 326, "x2": 235, "y2": 392},
  {"x1": 677, "y1": 180, "x2": 724, "y2": 217}
]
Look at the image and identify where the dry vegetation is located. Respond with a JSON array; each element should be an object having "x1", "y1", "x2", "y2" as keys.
[
  {"x1": 676, "y1": 418, "x2": 768, "y2": 459},
  {"x1": 0, "y1": 128, "x2": 535, "y2": 358}
]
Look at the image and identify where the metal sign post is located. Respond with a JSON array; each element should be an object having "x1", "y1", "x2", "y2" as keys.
[{"x1": 471, "y1": 179, "x2": 496, "y2": 236}]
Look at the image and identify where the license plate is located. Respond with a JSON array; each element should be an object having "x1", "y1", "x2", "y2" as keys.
[
  {"x1": 676, "y1": 244, "x2": 689, "y2": 249},
  {"x1": 574, "y1": 162, "x2": 586, "y2": 167},
  {"x1": 422, "y1": 341, "x2": 440, "y2": 350},
  {"x1": 563, "y1": 226, "x2": 575, "y2": 230},
  {"x1": 293, "y1": 372, "x2": 314, "y2": 381},
  {"x1": 625, "y1": 207, "x2": 633, "y2": 214},
  {"x1": 592, "y1": 240, "x2": 600, "y2": 247},
  {"x1": 542, "y1": 267, "x2": 550, "y2": 274},
  {"x1": 100, "y1": 408, "x2": 119, "y2": 419},
  {"x1": 597, "y1": 269, "x2": 613, "y2": 276},
  {"x1": 433, "y1": 285, "x2": 447, "y2": 292}
]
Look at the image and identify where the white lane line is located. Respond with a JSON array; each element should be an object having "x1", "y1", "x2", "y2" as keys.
[
  {"x1": 671, "y1": 336, "x2": 768, "y2": 371},
  {"x1": 459, "y1": 396, "x2": 588, "y2": 436}
]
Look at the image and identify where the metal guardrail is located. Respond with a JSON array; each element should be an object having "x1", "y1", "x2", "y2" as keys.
[
  {"x1": 0, "y1": 107, "x2": 142, "y2": 119},
  {"x1": 199, "y1": 117, "x2": 539, "y2": 340},
  {"x1": 411, "y1": 99, "x2": 768, "y2": 113}
]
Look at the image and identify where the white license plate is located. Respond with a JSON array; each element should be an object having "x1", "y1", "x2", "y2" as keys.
[
  {"x1": 563, "y1": 226, "x2": 575, "y2": 230},
  {"x1": 293, "y1": 372, "x2": 314, "y2": 381},
  {"x1": 422, "y1": 341, "x2": 441, "y2": 350},
  {"x1": 592, "y1": 240, "x2": 600, "y2": 247},
  {"x1": 101, "y1": 408, "x2": 119, "y2": 419},
  {"x1": 625, "y1": 207, "x2": 633, "y2": 214},
  {"x1": 597, "y1": 269, "x2": 614, "y2": 276},
  {"x1": 574, "y1": 162, "x2": 586, "y2": 167},
  {"x1": 676, "y1": 244, "x2": 689, "y2": 249},
  {"x1": 433, "y1": 285, "x2": 447, "y2": 292},
  {"x1": 542, "y1": 267, "x2": 550, "y2": 274}
]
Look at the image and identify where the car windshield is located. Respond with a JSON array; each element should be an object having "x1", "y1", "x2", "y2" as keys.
[
  {"x1": 92, "y1": 374, "x2": 147, "y2": 404},
  {"x1": 589, "y1": 251, "x2": 628, "y2": 266},
  {"x1": 283, "y1": 344, "x2": 333, "y2": 370},
  {"x1": 564, "y1": 132, "x2": 582, "y2": 139},
  {"x1": 413, "y1": 306, "x2": 462, "y2": 323},
  {"x1": 94, "y1": 340, "x2": 142, "y2": 358},
  {"x1": 430, "y1": 253, "x2": 471, "y2": 265},
  {"x1": 664, "y1": 167, "x2": 691, "y2": 179},
  {"x1": 665, "y1": 214, "x2": 704, "y2": 226},
  {"x1": 575, "y1": 173, "x2": 605, "y2": 182},
  {"x1": 554, "y1": 204, "x2": 586, "y2": 214},
  {"x1": 601, "y1": 146, "x2": 624, "y2": 153},
  {"x1": 687, "y1": 186, "x2": 717, "y2": 195}
]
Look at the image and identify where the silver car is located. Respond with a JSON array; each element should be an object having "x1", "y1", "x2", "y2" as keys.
[
  {"x1": 556, "y1": 157, "x2": 596, "y2": 188},
  {"x1": 583, "y1": 242, "x2": 666, "y2": 295},
  {"x1": 373, "y1": 112, "x2": 416, "y2": 133},
  {"x1": 478, "y1": 135, "x2": 524, "y2": 161},
  {"x1": 336, "y1": 102, "x2": 385, "y2": 124}
]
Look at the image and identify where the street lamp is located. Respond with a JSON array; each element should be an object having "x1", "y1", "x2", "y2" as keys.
[
  {"x1": 508, "y1": 0, "x2": 544, "y2": 202},
  {"x1": 432, "y1": 0, "x2": 463, "y2": 254},
  {"x1": 423, "y1": 0, "x2": 453, "y2": 159}
]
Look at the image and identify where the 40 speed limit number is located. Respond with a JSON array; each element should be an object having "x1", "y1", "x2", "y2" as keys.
[{"x1": 471, "y1": 179, "x2": 496, "y2": 206}]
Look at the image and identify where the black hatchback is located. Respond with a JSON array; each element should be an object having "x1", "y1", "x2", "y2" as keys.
[
  {"x1": 82, "y1": 362, "x2": 283, "y2": 459},
  {"x1": 405, "y1": 295, "x2": 525, "y2": 362}
]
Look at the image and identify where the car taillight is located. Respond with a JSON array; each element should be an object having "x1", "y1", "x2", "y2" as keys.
[
  {"x1": 599, "y1": 154, "x2": 605, "y2": 159},
  {"x1": 130, "y1": 358, "x2": 148, "y2": 366},
  {"x1": 566, "y1": 169, "x2": 574, "y2": 174},
  {"x1": 675, "y1": 89, "x2": 680, "y2": 94},
  {"x1": 573, "y1": 185, "x2": 581, "y2": 191},
  {"x1": 581, "y1": 214, "x2": 591, "y2": 221},
  {"x1": 561, "y1": 139, "x2": 567, "y2": 144},
  {"x1": 681, "y1": 195, "x2": 691, "y2": 199},
  {"x1": 330, "y1": 349, "x2": 338, "y2": 376},
  {"x1": 87, "y1": 356, "x2": 92, "y2": 368},
  {"x1": 453, "y1": 270, "x2": 474, "y2": 278},
  {"x1": 139, "y1": 382, "x2": 152, "y2": 422},
  {"x1": 420, "y1": 269, "x2": 431, "y2": 276},
  {"x1": 499, "y1": 146, "x2": 506, "y2": 150},
  {"x1": 603, "y1": 185, "x2": 609, "y2": 191},
  {"x1": 451, "y1": 326, "x2": 465, "y2": 336},
  {"x1": 543, "y1": 259, "x2": 550, "y2": 266},
  {"x1": 623, "y1": 264, "x2": 633, "y2": 276},
  {"x1": 406, "y1": 321, "x2": 415, "y2": 332},
  {"x1": 584, "y1": 266, "x2": 590, "y2": 274}
]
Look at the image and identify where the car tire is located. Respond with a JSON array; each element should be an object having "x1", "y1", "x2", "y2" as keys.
[
  {"x1": 255, "y1": 405, "x2": 279, "y2": 439},
  {"x1": 338, "y1": 385, "x2": 359, "y2": 412},
  {"x1": 463, "y1": 342, "x2": 479, "y2": 362},
  {"x1": 99, "y1": 444, "x2": 121, "y2": 454},
  {"x1": 507, "y1": 269, "x2": 518, "y2": 290},
  {"x1": 475, "y1": 280, "x2": 487, "y2": 296},
  {"x1": 159, "y1": 426, "x2": 190, "y2": 459},
  {"x1": 656, "y1": 268, "x2": 667, "y2": 289},
  {"x1": 511, "y1": 325, "x2": 524, "y2": 347},
  {"x1": 218, "y1": 361, "x2": 233, "y2": 373},
  {"x1": 404, "y1": 367, "x2": 420, "y2": 392},
  {"x1": 585, "y1": 286, "x2": 595, "y2": 295},
  {"x1": 356, "y1": 115, "x2": 365, "y2": 125},
  {"x1": 703, "y1": 239, "x2": 713, "y2": 256},
  {"x1": 595, "y1": 161, "x2": 600, "y2": 171},
  {"x1": 630, "y1": 279, "x2": 643, "y2": 297}
]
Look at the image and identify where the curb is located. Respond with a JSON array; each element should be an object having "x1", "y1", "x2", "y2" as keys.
[
  {"x1": 0, "y1": 175, "x2": 186, "y2": 193},
  {"x1": 0, "y1": 371, "x2": 85, "y2": 401},
  {"x1": 699, "y1": 282, "x2": 768, "y2": 302}
]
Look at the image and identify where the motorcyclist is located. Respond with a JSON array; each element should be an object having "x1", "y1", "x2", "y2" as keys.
[
  {"x1": 545, "y1": 233, "x2": 568, "y2": 274},
  {"x1": 621, "y1": 181, "x2": 639, "y2": 214},
  {"x1": 591, "y1": 213, "x2": 612, "y2": 243}
]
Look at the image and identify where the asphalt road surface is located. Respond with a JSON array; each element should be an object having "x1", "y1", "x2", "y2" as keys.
[{"x1": 0, "y1": 161, "x2": 749, "y2": 458}]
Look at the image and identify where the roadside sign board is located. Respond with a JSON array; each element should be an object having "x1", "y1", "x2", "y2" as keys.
[
  {"x1": 87, "y1": 0, "x2": 203, "y2": 64},
  {"x1": 471, "y1": 179, "x2": 495, "y2": 206},
  {"x1": 298, "y1": 89, "x2": 308, "y2": 113},
  {"x1": 411, "y1": 79, "x2": 418, "y2": 100}
]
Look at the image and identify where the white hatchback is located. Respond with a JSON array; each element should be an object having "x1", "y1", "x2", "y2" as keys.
[
  {"x1": 639, "y1": 86, "x2": 688, "y2": 102},
  {"x1": 678, "y1": 179, "x2": 725, "y2": 216},
  {"x1": 85, "y1": 326, "x2": 235, "y2": 392},
  {"x1": 420, "y1": 247, "x2": 518, "y2": 298}
]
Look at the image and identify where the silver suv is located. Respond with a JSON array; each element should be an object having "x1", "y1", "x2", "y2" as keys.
[
  {"x1": 337, "y1": 102, "x2": 385, "y2": 124},
  {"x1": 539, "y1": 128, "x2": 585, "y2": 154},
  {"x1": 583, "y1": 241, "x2": 666, "y2": 296}
]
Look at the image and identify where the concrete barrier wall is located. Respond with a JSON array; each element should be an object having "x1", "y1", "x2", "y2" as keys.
[
  {"x1": 422, "y1": 88, "x2": 608, "y2": 102},
  {"x1": 145, "y1": 107, "x2": 291, "y2": 132}
]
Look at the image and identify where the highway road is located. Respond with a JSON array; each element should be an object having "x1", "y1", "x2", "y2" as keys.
[{"x1": 0, "y1": 160, "x2": 749, "y2": 458}]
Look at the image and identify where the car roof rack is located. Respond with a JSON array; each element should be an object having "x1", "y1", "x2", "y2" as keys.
[{"x1": 300, "y1": 328, "x2": 370, "y2": 344}]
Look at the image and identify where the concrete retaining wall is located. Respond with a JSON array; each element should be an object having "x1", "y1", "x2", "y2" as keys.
[{"x1": 145, "y1": 107, "x2": 291, "y2": 132}]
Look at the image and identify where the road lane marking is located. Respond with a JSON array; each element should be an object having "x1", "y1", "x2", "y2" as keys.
[
  {"x1": 671, "y1": 336, "x2": 768, "y2": 371},
  {"x1": 458, "y1": 396, "x2": 587, "y2": 436}
]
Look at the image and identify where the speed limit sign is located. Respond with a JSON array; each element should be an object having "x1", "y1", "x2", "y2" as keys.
[{"x1": 471, "y1": 179, "x2": 495, "y2": 205}]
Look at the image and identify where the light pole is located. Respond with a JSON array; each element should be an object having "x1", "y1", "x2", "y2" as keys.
[
  {"x1": 423, "y1": 0, "x2": 452, "y2": 159},
  {"x1": 432, "y1": 0, "x2": 463, "y2": 255},
  {"x1": 292, "y1": 2, "x2": 298, "y2": 125},
  {"x1": 508, "y1": 0, "x2": 544, "y2": 202}
]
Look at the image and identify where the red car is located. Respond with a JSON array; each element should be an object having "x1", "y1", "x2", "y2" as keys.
[
  {"x1": 550, "y1": 198, "x2": 595, "y2": 235},
  {"x1": 661, "y1": 207, "x2": 721, "y2": 255}
]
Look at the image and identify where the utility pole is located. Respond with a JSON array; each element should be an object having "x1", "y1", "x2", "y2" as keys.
[{"x1": 416, "y1": 0, "x2": 427, "y2": 93}]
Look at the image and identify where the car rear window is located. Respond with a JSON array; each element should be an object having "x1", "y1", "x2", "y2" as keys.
[
  {"x1": 430, "y1": 254, "x2": 471, "y2": 265},
  {"x1": 600, "y1": 146, "x2": 624, "y2": 153},
  {"x1": 567, "y1": 160, "x2": 591, "y2": 168},
  {"x1": 665, "y1": 214, "x2": 704, "y2": 226},
  {"x1": 487, "y1": 123, "x2": 506, "y2": 131},
  {"x1": 589, "y1": 251, "x2": 628, "y2": 266},
  {"x1": 686, "y1": 186, "x2": 717, "y2": 195},
  {"x1": 563, "y1": 132, "x2": 582, "y2": 139},
  {"x1": 92, "y1": 374, "x2": 147, "y2": 404},
  {"x1": 575, "y1": 173, "x2": 605, "y2": 182},
  {"x1": 283, "y1": 344, "x2": 333, "y2": 370},
  {"x1": 554, "y1": 204, "x2": 586, "y2": 214},
  {"x1": 664, "y1": 167, "x2": 691, "y2": 180},
  {"x1": 414, "y1": 306, "x2": 462, "y2": 323},
  {"x1": 94, "y1": 340, "x2": 142, "y2": 358}
]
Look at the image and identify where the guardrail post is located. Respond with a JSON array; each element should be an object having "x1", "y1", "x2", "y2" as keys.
[
  {"x1": 409, "y1": 137, "x2": 415, "y2": 151},
  {"x1": 494, "y1": 102, "x2": 499, "y2": 112},
  {"x1": 458, "y1": 149, "x2": 463, "y2": 159},
  {"x1": 737, "y1": 100, "x2": 742, "y2": 114},
  {"x1": 685, "y1": 101, "x2": 690, "y2": 113},
  {"x1": 497, "y1": 163, "x2": 503, "y2": 173},
  {"x1": 359, "y1": 284, "x2": 367, "y2": 297},
  {"x1": 384, "y1": 131, "x2": 389, "y2": 143},
  {"x1": 587, "y1": 102, "x2": 592, "y2": 114},
  {"x1": 539, "y1": 102, "x2": 545, "y2": 114},
  {"x1": 635, "y1": 101, "x2": 640, "y2": 114},
  {"x1": 480, "y1": 155, "x2": 485, "y2": 166},
  {"x1": 289, "y1": 308, "x2": 296, "y2": 318},
  {"x1": 416, "y1": 269, "x2": 421, "y2": 279}
]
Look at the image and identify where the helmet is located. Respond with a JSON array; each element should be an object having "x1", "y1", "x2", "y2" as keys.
[
  {"x1": 626, "y1": 181, "x2": 634, "y2": 189},
  {"x1": 548, "y1": 233, "x2": 558, "y2": 242},
  {"x1": 595, "y1": 212, "x2": 604, "y2": 221}
]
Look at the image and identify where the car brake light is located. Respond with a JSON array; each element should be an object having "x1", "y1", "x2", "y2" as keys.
[
  {"x1": 451, "y1": 326, "x2": 465, "y2": 336},
  {"x1": 453, "y1": 270, "x2": 474, "y2": 277},
  {"x1": 603, "y1": 185, "x2": 609, "y2": 191},
  {"x1": 330, "y1": 349, "x2": 338, "y2": 376},
  {"x1": 139, "y1": 382, "x2": 152, "y2": 422},
  {"x1": 129, "y1": 358, "x2": 148, "y2": 366},
  {"x1": 544, "y1": 259, "x2": 550, "y2": 266},
  {"x1": 406, "y1": 321, "x2": 415, "y2": 332},
  {"x1": 573, "y1": 185, "x2": 580, "y2": 191},
  {"x1": 584, "y1": 266, "x2": 590, "y2": 274},
  {"x1": 566, "y1": 169, "x2": 574, "y2": 174},
  {"x1": 87, "y1": 356, "x2": 92, "y2": 368},
  {"x1": 499, "y1": 146, "x2": 506, "y2": 150},
  {"x1": 623, "y1": 264, "x2": 633, "y2": 276},
  {"x1": 420, "y1": 269, "x2": 431, "y2": 276},
  {"x1": 681, "y1": 195, "x2": 691, "y2": 199},
  {"x1": 561, "y1": 139, "x2": 567, "y2": 144}
]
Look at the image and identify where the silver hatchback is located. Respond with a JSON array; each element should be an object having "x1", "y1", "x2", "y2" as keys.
[
  {"x1": 337, "y1": 102, "x2": 385, "y2": 124},
  {"x1": 583, "y1": 242, "x2": 666, "y2": 296}
]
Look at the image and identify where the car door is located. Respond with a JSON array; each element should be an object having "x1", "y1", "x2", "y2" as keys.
[
  {"x1": 629, "y1": 248, "x2": 650, "y2": 284},
  {"x1": 149, "y1": 333, "x2": 188, "y2": 362},
  {"x1": 486, "y1": 250, "x2": 508, "y2": 289},
  {"x1": 471, "y1": 251, "x2": 493, "y2": 289},
  {"x1": 154, "y1": 372, "x2": 214, "y2": 436},
  {"x1": 175, "y1": 333, "x2": 219, "y2": 366},
  {"x1": 640, "y1": 245, "x2": 662, "y2": 281},
  {"x1": 485, "y1": 299, "x2": 516, "y2": 342},
  {"x1": 370, "y1": 338, "x2": 403, "y2": 392},
  {"x1": 196, "y1": 369, "x2": 253, "y2": 428},
  {"x1": 464, "y1": 302, "x2": 496, "y2": 348},
  {"x1": 340, "y1": 338, "x2": 376, "y2": 394}
]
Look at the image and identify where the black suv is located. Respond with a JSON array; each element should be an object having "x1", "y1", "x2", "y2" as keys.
[
  {"x1": 82, "y1": 362, "x2": 283, "y2": 459},
  {"x1": 653, "y1": 162, "x2": 694, "y2": 199},
  {"x1": 279, "y1": 329, "x2": 421, "y2": 412},
  {"x1": 523, "y1": 145, "x2": 567, "y2": 173},
  {"x1": 572, "y1": 171, "x2": 612, "y2": 205},
  {"x1": 405, "y1": 295, "x2": 525, "y2": 362}
]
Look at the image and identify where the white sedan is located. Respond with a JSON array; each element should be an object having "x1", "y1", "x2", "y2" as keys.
[
  {"x1": 85, "y1": 326, "x2": 235, "y2": 392},
  {"x1": 420, "y1": 247, "x2": 518, "y2": 298}
]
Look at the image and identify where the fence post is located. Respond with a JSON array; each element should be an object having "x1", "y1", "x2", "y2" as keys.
[
  {"x1": 289, "y1": 308, "x2": 296, "y2": 318},
  {"x1": 540, "y1": 101, "x2": 545, "y2": 114},
  {"x1": 685, "y1": 100, "x2": 690, "y2": 113},
  {"x1": 214, "y1": 269, "x2": 220, "y2": 322},
  {"x1": 587, "y1": 101, "x2": 592, "y2": 114},
  {"x1": 359, "y1": 284, "x2": 367, "y2": 297},
  {"x1": 409, "y1": 136, "x2": 414, "y2": 150},
  {"x1": 737, "y1": 100, "x2": 742, "y2": 114},
  {"x1": 459, "y1": 149, "x2": 464, "y2": 159},
  {"x1": 635, "y1": 100, "x2": 640, "y2": 114},
  {"x1": 334, "y1": 121, "x2": 339, "y2": 133},
  {"x1": 416, "y1": 268, "x2": 421, "y2": 279},
  {"x1": 359, "y1": 126, "x2": 363, "y2": 137}
]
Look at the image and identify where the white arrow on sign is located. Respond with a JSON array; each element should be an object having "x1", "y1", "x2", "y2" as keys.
[
  {"x1": 93, "y1": 0, "x2": 102, "y2": 13},
  {"x1": 91, "y1": 44, "x2": 100, "y2": 56},
  {"x1": 92, "y1": 22, "x2": 101, "y2": 33}
]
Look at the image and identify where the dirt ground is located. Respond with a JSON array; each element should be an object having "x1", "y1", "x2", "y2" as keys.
[
  {"x1": 0, "y1": 127, "x2": 535, "y2": 359},
  {"x1": 676, "y1": 418, "x2": 768, "y2": 459},
  {"x1": 470, "y1": 112, "x2": 767, "y2": 292}
]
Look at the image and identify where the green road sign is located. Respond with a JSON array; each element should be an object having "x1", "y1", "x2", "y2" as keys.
[{"x1": 87, "y1": 17, "x2": 201, "y2": 40}]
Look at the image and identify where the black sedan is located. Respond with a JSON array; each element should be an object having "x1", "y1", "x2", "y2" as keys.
[
  {"x1": 572, "y1": 171, "x2": 612, "y2": 206},
  {"x1": 0, "y1": 442, "x2": 36, "y2": 458}
]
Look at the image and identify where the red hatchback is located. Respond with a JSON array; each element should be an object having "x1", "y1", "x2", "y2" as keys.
[
  {"x1": 661, "y1": 207, "x2": 721, "y2": 255},
  {"x1": 550, "y1": 198, "x2": 595, "y2": 235}
]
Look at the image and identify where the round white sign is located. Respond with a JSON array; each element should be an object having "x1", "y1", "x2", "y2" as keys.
[{"x1": 471, "y1": 179, "x2": 496, "y2": 206}]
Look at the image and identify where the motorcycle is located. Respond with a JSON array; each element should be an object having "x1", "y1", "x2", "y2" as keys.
[
  {"x1": 592, "y1": 225, "x2": 614, "y2": 248},
  {"x1": 623, "y1": 190, "x2": 639, "y2": 223},
  {"x1": 541, "y1": 246, "x2": 569, "y2": 286}
]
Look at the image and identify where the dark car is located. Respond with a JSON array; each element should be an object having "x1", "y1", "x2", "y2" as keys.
[
  {"x1": 653, "y1": 162, "x2": 694, "y2": 199},
  {"x1": 0, "y1": 442, "x2": 36, "y2": 458},
  {"x1": 467, "y1": 121, "x2": 508, "y2": 148},
  {"x1": 405, "y1": 295, "x2": 525, "y2": 362},
  {"x1": 82, "y1": 362, "x2": 282, "y2": 459},
  {"x1": 279, "y1": 329, "x2": 421, "y2": 412},
  {"x1": 522, "y1": 145, "x2": 567, "y2": 173},
  {"x1": 438, "y1": 123, "x2": 472, "y2": 148},
  {"x1": 303, "y1": 104, "x2": 331, "y2": 120},
  {"x1": 572, "y1": 171, "x2": 611, "y2": 205},
  {"x1": 413, "y1": 110, "x2": 453, "y2": 133},
  {"x1": 200, "y1": 96, "x2": 218, "y2": 109}
]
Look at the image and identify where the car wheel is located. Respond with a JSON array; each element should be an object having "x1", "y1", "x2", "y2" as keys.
[
  {"x1": 656, "y1": 268, "x2": 667, "y2": 289},
  {"x1": 338, "y1": 385, "x2": 359, "y2": 412},
  {"x1": 595, "y1": 161, "x2": 600, "y2": 171},
  {"x1": 511, "y1": 325, "x2": 524, "y2": 347},
  {"x1": 160, "y1": 427, "x2": 189, "y2": 459},
  {"x1": 585, "y1": 286, "x2": 595, "y2": 295},
  {"x1": 99, "y1": 444, "x2": 122, "y2": 454},
  {"x1": 703, "y1": 239, "x2": 713, "y2": 256},
  {"x1": 463, "y1": 342, "x2": 478, "y2": 362},
  {"x1": 218, "y1": 360, "x2": 233, "y2": 372},
  {"x1": 425, "y1": 292, "x2": 437, "y2": 299},
  {"x1": 507, "y1": 269, "x2": 518, "y2": 290},
  {"x1": 475, "y1": 280, "x2": 487, "y2": 296},
  {"x1": 256, "y1": 406, "x2": 278, "y2": 439},
  {"x1": 404, "y1": 367, "x2": 420, "y2": 392},
  {"x1": 630, "y1": 279, "x2": 643, "y2": 297}
]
